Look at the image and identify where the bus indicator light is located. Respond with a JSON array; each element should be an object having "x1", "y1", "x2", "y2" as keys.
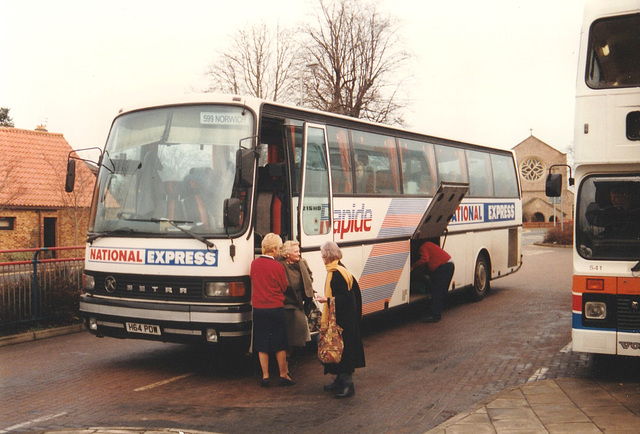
[{"x1": 586, "y1": 278, "x2": 605, "y2": 291}]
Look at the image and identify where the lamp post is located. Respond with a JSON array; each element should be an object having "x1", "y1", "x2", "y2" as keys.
[{"x1": 299, "y1": 62, "x2": 319, "y2": 106}]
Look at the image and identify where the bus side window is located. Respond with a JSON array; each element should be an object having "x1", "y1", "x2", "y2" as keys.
[
  {"x1": 327, "y1": 126, "x2": 352, "y2": 194},
  {"x1": 399, "y1": 139, "x2": 436, "y2": 195},
  {"x1": 491, "y1": 154, "x2": 519, "y2": 198},
  {"x1": 436, "y1": 145, "x2": 468, "y2": 185},
  {"x1": 466, "y1": 150, "x2": 493, "y2": 197}
]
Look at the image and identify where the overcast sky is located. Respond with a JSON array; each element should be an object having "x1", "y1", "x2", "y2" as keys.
[{"x1": 1, "y1": 0, "x2": 586, "y2": 155}]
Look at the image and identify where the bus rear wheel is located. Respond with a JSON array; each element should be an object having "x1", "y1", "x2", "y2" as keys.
[{"x1": 470, "y1": 254, "x2": 490, "y2": 301}]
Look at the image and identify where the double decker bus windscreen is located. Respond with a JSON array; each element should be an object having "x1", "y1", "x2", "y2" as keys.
[{"x1": 577, "y1": 176, "x2": 640, "y2": 260}]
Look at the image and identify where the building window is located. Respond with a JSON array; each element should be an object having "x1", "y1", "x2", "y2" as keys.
[
  {"x1": 0, "y1": 217, "x2": 15, "y2": 230},
  {"x1": 520, "y1": 157, "x2": 545, "y2": 181}
]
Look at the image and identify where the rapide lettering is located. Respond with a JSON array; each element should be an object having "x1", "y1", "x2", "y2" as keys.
[
  {"x1": 88, "y1": 247, "x2": 218, "y2": 266},
  {"x1": 334, "y1": 203, "x2": 373, "y2": 239}
]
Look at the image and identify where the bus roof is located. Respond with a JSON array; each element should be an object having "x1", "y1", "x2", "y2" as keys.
[
  {"x1": 114, "y1": 93, "x2": 515, "y2": 156},
  {"x1": 583, "y1": 0, "x2": 639, "y2": 24}
]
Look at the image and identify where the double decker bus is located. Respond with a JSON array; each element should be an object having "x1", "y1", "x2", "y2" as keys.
[
  {"x1": 547, "y1": 1, "x2": 640, "y2": 356},
  {"x1": 67, "y1": 94, "x2": 522, "y2": 348}
]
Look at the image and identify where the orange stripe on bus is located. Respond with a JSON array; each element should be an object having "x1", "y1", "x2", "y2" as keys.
[
  {"x1": 381, "y1": 215, "x2": 421, "y2": 227},
  {"x1": 572, "y1": 275, "x2": 640, "y2": 294},
  {"x1": 618, "y1": 277, "x2": 640, "y2": 294},
  {"x1": 370, "y1": 240, "x2": 408, "y2": 256},
  {"x1": 362, "y1": 300, "x2": 387, "y2": 315},
  {"x1": 572, "y1": 275, "x2": 617, "y2": 294},
  {"x1": 359, "y1": 269, "x2": 403, "y2": 288}
]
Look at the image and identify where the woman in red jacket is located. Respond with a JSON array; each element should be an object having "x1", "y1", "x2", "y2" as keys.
[{"x1": 250, "y1": 233, "x2": 295, "y2": 387}]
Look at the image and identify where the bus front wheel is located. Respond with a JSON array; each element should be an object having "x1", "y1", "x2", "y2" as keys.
[{"x1": 470, "y1": 254, "x2": 490, "y2": 301}]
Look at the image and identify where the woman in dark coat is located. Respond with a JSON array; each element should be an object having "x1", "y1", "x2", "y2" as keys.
[
  {"x1": 278, "y1": 240, "x2": 313, "y2": 355},
  {"x1": 315, "y1": 241, "x2": 365, "y2": 398}
]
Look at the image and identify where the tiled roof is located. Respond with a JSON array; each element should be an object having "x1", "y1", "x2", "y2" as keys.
[{"x1": 0, "y1": 127, "x2": 95, "y2": 208}]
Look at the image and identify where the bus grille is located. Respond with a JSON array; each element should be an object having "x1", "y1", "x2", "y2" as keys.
[
  {"x1": 90, "y1": 272, "x2": 204, "y2": 302},
  {"x1": 617, "y1": 295, "x2": 640, "y2": 330}
]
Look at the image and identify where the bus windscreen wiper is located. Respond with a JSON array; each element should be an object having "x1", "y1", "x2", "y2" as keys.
[{"x1": 120, "y1": 216, "x2": 215, "y2": 249}]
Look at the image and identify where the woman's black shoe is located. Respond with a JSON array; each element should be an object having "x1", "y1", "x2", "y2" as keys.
[
  {"x1": 335, "y1": 383, "x2": 355, "y2": 398},
  {"x1": 260, "y1": 378, "x2": 270, "y2": 388},
  {"x1": 323, "y1": 379, "x2": 343, "y2": 391},
  {"x1": 279, "y1": 377, "x2": 296, "y2": 387}
]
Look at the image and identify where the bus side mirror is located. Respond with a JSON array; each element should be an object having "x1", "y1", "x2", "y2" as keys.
[
  {"x1": 236, "y1": 148, "x2": 254, "y2": 188},
  {"x1": 224, "y1": 198, "x2": 242, "y2": 227},
  {"x1": 545, "y1": 173, "x2": 562, "y2": 197},
  {"x1": 65, "y1": 158, "x2": 76, "y2": 193}
]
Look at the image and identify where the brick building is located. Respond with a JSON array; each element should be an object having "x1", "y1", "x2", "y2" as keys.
[
  {"x1": 513, "y1": 135, "x2": 573, "y2": 223},
  {"x1": 0, "y1": 127, "x2": 96, "y2": 256}
]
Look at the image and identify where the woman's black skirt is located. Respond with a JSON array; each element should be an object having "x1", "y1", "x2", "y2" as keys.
[{"x1": 252, "y1": 307, "x2": 288, "y2": 353}]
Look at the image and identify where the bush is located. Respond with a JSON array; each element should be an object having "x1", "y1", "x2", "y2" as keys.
[{"x1": 544, "y1": 226, "x2": 573, "y2": 245}]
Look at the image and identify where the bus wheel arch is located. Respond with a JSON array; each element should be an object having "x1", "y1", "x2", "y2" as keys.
[{"x1": 470, "y1": 250, "x2": 491, "y2": 302}]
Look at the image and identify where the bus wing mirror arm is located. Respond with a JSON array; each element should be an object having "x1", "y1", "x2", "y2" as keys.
[{"x1": 65, "y1": 147, "x2": 105, "y2": 193}]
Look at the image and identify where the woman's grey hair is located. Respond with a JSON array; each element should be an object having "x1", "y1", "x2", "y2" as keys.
[
  {"x1": 280, "y1": 240, "x2": 300, "y2": 258},
  {"x1": 320, "y1": 241, "x2": 342, "y2": 262},
  {"x1": 262, "y1": 233, "x2": 283, "y2": 255}
]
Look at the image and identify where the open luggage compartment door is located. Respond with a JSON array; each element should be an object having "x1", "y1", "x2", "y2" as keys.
[{"x1": 412, "y1": 182, "x2": 468, "y2": 240}]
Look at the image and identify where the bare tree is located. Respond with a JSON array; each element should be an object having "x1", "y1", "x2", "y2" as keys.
[
  {"x1": 0, "y1": 154, "x2": 25, "y2": 214},
  {"x1": 206, "y1": 22, "x2": 299, "y2": 103},
  {"x1": 43, "y1": 154, "x2": 95, "y2": 247},
  {"x1": 302, "y1": 0, "x2": 410, "y2": 124}
]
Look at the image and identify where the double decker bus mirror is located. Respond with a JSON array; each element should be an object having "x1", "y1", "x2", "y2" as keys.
[{"x1": 545, "y1": 173, "x2": 563, "y2": 197}]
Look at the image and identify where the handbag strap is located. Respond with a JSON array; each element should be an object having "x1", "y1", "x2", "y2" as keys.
[{"x1": 328, "y1": 297, "x2": 336, "y2": 323}]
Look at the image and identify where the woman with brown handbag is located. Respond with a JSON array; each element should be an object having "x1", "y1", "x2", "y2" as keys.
[{"x1": 315, "y1": 241, "x2": 365, "y2": 398}]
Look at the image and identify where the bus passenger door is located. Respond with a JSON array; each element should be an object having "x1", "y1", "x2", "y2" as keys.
[{"x1": 298, "y1": 124, "x2": 333, "y2": 250}]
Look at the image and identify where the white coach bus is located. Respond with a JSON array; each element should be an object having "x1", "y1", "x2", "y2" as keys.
[
  {"x1": 547, "y1": 1, "x2": 640, "y2": 357},
  {"x1": 66, "y1": 94, "x2": 522, "y2": 347}
]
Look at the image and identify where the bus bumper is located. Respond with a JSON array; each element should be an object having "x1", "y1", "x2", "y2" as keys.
[
  {"x1": 572, "y1": 328, "x2": 640, "y2": 356},
  {"x1": 79, "y1": 294, "x2": 252, "y2": 345}
]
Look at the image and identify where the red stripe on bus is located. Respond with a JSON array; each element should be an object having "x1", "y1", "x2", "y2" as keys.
[{"x1": 572, "y1": 292, "x2": 582, "y2": 312}]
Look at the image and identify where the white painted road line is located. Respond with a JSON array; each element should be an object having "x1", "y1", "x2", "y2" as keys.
[
  {"x1": 560, "y1": 342, "x2": 573, "y2": 353},
  {"x1": 0, "y1": 412, "x2": 67, "y2": 432},
  {"x1": 134, "y1": 372, "x2": 194, "y2": 392},
  {"x1": 527, "y1": 367, "x2": 549, "y2": 383}
]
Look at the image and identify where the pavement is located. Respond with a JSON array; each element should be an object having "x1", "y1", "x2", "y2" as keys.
[{"x1": 427, "y1": 377, "x2": 640, "y2": 433}]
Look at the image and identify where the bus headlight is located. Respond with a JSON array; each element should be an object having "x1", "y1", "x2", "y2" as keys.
[
  {"x1": 585, "y1": 301, "x2": 607, "y2": 319},
  {"x1": 83, "y1": 274, "x2": 95, "y2": 291},
  {"x1": 205, "y1": 281, "x2": 246, "y2": 297}
]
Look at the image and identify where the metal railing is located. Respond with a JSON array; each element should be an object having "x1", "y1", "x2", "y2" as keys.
[{"x1": 0, "y1": 246, "x2": 84, "y2": 325}]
